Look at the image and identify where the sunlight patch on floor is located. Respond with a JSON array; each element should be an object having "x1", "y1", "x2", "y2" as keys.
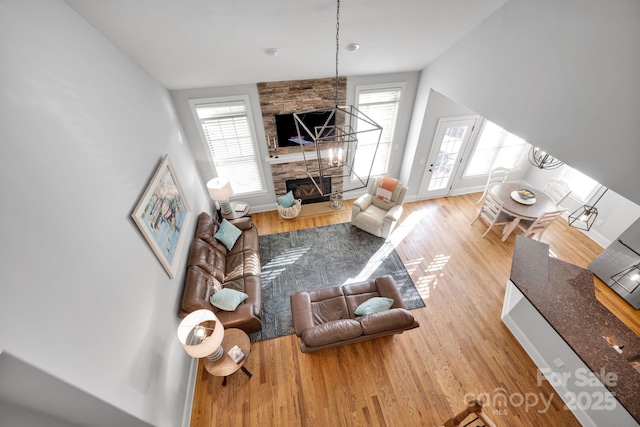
[
  {"x1": 414, "y1": 253, "x2": 451, "y2": 299},
  {"x1": 402, "y1": 258, "x2": 423, "y2": 276},
  {"x1": 343, "y1": 241, "x2": 395, "y2": 284},
  {"x1": 414, "y1": 274, "x2": 437, "y2": 299},
  {"x1": 261, "y1": 246, "x2": 310, "y2": 282},
  {"x1": 388, "y1": 210, "x2": 425, "y2": 248}
]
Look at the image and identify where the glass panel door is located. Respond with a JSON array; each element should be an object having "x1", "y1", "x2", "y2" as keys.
[{"x1": 418, "y1": 116, "x2": 478, "y2": 199}]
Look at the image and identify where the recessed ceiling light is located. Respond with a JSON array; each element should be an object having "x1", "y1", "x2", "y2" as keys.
[
  {"x1": 345, "y1": 43, "x2": 360, "y2": 52},
  {"x1": 265, "y1": 48, "x2": 279, "y2": 57}
]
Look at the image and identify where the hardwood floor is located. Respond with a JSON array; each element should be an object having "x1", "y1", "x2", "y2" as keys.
[{"x1": 189, "y1": 193, "x2": 640, "y2": 427}]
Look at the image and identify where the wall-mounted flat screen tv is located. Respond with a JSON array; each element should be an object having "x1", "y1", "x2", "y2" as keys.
[{"x1": 275, "y1": 110, "x2": 336, "y2": 147}]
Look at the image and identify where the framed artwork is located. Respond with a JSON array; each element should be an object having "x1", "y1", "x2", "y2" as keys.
[{"x1": 132, "y1": 155, "x2": 192, "y2": 278}]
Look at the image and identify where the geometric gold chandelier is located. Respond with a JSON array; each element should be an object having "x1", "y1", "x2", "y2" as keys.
[{"x1": 293, "y1": 0, "x2": 382, "y2": 197}]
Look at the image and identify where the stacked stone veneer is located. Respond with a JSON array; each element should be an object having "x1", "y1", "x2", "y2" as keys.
[{"x1": 257, "y1": 77, "x2": 346, "y2": 197}]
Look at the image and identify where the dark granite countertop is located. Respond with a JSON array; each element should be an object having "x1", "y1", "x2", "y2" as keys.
[{"x1": 510, "y1": 236, "x2": 640, "y2": 424}]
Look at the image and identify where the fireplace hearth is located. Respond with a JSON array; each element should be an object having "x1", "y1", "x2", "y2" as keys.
[{"x1": 286, "y1": 177, "x2": 331, "y2": 204}]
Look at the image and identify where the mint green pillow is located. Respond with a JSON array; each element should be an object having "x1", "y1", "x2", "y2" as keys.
[
  {"x1": 214, "y1": 218, "x2": 242, "y2": 251},
  {"x1": 210, "y1": 288, "x2": 249, "y2": 311},
  {"x1": 355, "y1": 297, "x2": 394, "y2": 316},
  {"x1": 277, "y1": 190, "x2": 295, "y2": 208}
]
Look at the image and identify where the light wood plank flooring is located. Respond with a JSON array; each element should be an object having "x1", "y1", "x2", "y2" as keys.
[{"x1": 189, "y1": 193, "x2": 640, "y2": 427}]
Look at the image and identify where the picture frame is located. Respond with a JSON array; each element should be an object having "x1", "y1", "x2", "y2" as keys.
[{"x1": 132, "y1": 154, "x2": 192, "y2": 278}]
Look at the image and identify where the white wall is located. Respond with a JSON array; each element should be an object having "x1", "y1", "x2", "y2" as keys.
[
  {"x1": 0, "y1": 400, "x2": 83, "y2": 427},
  {"x1": 0, "y1": 1, "x2": 208, "y2": 426},
  {"x1": 411, "y1": 0, "x2": 640, "y2": 205},
  {"x1": 0, "y1": 351, "x2": 148, "y2": 427}
]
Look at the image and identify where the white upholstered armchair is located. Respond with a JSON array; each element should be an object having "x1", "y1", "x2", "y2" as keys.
[{"x1": 351, "y1": 177, "x2": 407, "y2": 238}]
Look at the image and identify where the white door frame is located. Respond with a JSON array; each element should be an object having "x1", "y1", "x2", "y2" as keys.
[{"x1": 418, "y1": 115, "x2": 480, "y2": 199}]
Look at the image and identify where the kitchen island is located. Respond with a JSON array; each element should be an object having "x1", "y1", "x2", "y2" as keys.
[{"x1": 502, "y1": 236, "x2": 640, "y2": 426}]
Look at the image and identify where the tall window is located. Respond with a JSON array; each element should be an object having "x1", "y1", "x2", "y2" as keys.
[
  {"x1": 463, "y1": 120, "x2": 529, "y2": 177},
  {"x1": 191, "y1": 97, "x2": 265, "y2": 195},
  {"x1": 352, "y1": 86, "x2": 402, "y2": 179},
  {"x1": 555, "y1": 165, "x2": 600, "y2": 201}
]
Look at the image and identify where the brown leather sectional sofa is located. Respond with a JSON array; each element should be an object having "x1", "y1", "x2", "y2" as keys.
[
  {"x1": 179, "y1": 212, "x2": 262, "y2": 334},
  {"x1": 290, "y1": 275, "x2": 419, "y2": 353}
]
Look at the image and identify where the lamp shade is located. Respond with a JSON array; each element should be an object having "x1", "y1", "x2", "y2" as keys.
[
  {"x1": 177, "y1": 309, "x2": 224, "y2": 359},
  {"x1": 207, "y1": 177, "x2": 233, "y2": 201}
]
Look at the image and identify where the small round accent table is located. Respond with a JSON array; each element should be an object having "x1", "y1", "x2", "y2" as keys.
[
  {"x1": 202, "y1": 328, "x2": 252, "y2": 386},
  {"x1": 222, "y1": 201, "x2": 250, "y2": 220}
]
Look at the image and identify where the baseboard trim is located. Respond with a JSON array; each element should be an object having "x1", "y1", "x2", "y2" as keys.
[{"x1": 181, "y1": 358, "x2": 199, "y2": 427}]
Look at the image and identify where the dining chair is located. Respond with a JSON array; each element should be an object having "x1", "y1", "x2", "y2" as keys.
[
  {"x1": 515, "y1": 208, "x2": 567, "y2": 241},
  {"x1": 543, "y1": 179, "x2": 572, "y2": 207},
  {"x1": 471, "y1": 193, "x2": 515, "y2": 238},
  {"x1": 476, "y1": 167, "x2": 509, "y2": 204}
]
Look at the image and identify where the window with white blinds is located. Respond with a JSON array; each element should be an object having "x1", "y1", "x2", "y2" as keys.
[
  {"x1": 352, "y1": 86, "x2": 402, "y2": 179},
  {"x1": 192, "y1": 97, "x2": 265, "y2": 195},
  {"x1": 463, "y1": 120, "x2": 529, "y2": 177},
  {"x1": 554, "y1": 165, "x2": 600, "y2": 201}
]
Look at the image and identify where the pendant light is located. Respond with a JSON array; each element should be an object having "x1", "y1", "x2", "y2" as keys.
[
  {"x1": 528, "y1": 146, "x2": 564, "y2": 170},
  {"x1": 294, "y1": 0, "x2": 383, "y2": 196},
  {"x1": 568, "y1": 187, "x2": 608, "y2": 231}
]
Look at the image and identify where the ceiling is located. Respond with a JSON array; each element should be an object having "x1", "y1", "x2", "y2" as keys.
[{"x1": 63, "y1": 0, "x2": 509, "y2": 90}]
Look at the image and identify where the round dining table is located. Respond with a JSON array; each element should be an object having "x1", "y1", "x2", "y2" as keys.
[{"x1": 489, "y1": 182, "x2": 557, "y2": 241}]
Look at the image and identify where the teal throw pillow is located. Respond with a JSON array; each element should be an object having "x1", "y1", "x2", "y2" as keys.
[
  {"x1": 277, "y1": 190, "x2": 295, "y2": 208},
  {"x1": 210, "y1": 288, "x2": 249, "y2": 311},
  {"x1": 214, "y1": 218, "x2": 242, "y2": 251},
  {"x1": 355, "y1": 297, "x2": 394, "y2": 316}
]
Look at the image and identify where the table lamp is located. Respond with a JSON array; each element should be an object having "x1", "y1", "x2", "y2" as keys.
[
  {"x1": 207, "y1": 177, "x2": 234, "y2": 215},
  {"x1": 177, "y1": 309, "x2": 225, "y2": 361}
]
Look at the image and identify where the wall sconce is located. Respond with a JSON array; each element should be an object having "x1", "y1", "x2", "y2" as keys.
[
  {"x1": 207, "y1": 177, "x2": 233, "y2": 215},
  {"x1": 611, "y1": 264, "x2": 640, "y2": 294},
  {"x1": 177, "y1": 309, "x2": 225, "y2": 361},
  {"x1": 568, "y1": 187, "x2": 608, "y2": 231},
  {"x1": 528, "y1": 146, "x2": 563, "y2": 169}
]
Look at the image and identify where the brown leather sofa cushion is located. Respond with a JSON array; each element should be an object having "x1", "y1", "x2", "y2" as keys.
[
  {"x1": 187, "y1": 238, "x2": 226, "y2": 283},
  {"x1": 227, "y1": 217, "x2": 260, "y2": 254},
  {"x1": 359, "y1": 308, "x2": 415, "y2": 335},
  {"x1": 301, "y1": 319, "x2": 362, "y2": 347},
  {"x1": 180, "y1": 266, "x2": 220, "y2": 313},
  {"x1": 224, "y1": 250, "x2": 261, "y2": 281},
  {"x1": 343, "y1": 275, "x2": 404, "y2": 317}
]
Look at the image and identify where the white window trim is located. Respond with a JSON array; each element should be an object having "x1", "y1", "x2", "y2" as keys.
[
  {"x1": 461, "y1": 118, "x2": 529, "y2": 178},
  {"x1": 188, "y1": 95, "x2": 266, "y2": 197},
  {"x1": 350, "y1": 82, "x2": 406, "y2": 182},
  {"x1": 554, "y1": 164, "x2": 601, "y2": 203}
]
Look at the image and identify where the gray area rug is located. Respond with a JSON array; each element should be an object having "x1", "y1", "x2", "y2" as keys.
[{"x1": 249, "y1": 222, "x2": 425, "y2": 342}]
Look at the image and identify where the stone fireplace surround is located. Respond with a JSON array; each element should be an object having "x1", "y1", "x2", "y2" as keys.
[{"x1": 257, "y1": 77, "x2": 346, "y2": 200}]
